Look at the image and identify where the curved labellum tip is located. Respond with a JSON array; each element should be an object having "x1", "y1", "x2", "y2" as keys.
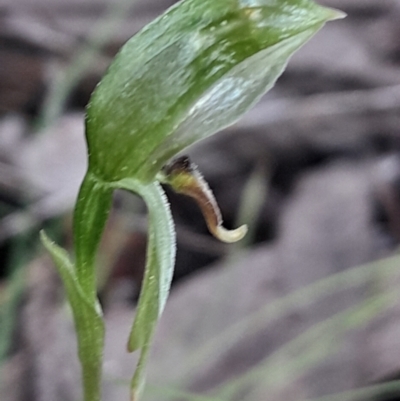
[
  {"x1": 161, "y1": 156, "x2": 247, "y2": 243},
  {"x1": 215, "y1": 224, "x2": 248, "y2": 243}
]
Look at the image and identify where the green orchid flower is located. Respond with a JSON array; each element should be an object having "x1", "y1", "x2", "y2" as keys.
[{"x1": 41, "y1": 0, "x2": 345, "y2": 400}]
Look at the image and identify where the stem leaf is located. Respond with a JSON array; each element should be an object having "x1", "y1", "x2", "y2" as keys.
[{"x1": 40, "y1": 231, "x2": 105, "y2": 401}]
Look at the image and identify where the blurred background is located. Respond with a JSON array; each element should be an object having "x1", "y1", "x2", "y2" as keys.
[{"x1": 1, "y1": 0, "x2": 400, "y2": 400}]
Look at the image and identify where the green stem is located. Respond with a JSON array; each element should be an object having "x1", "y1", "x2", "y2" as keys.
[
  {"x1": 73, "y1": 171, "x2": 113, "y2": 297},
  {"x1": 72, "y1": 296, "x2": 105, "y2": 401},
  {"x1": 73, "y1": 170, "x2": 113, "y2": 401}
]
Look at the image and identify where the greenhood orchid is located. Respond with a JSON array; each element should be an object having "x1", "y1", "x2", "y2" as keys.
[{"x1": 41, "y1": 0, "x2": 345, "y2": 400}]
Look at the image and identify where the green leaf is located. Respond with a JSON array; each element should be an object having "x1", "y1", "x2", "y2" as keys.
[
  {"x1": 86, "y1": 0, "x2": 344, "y2": 183},
  {"x1": 40, "y1": 231, "x2": 105, "y2": 401}
]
